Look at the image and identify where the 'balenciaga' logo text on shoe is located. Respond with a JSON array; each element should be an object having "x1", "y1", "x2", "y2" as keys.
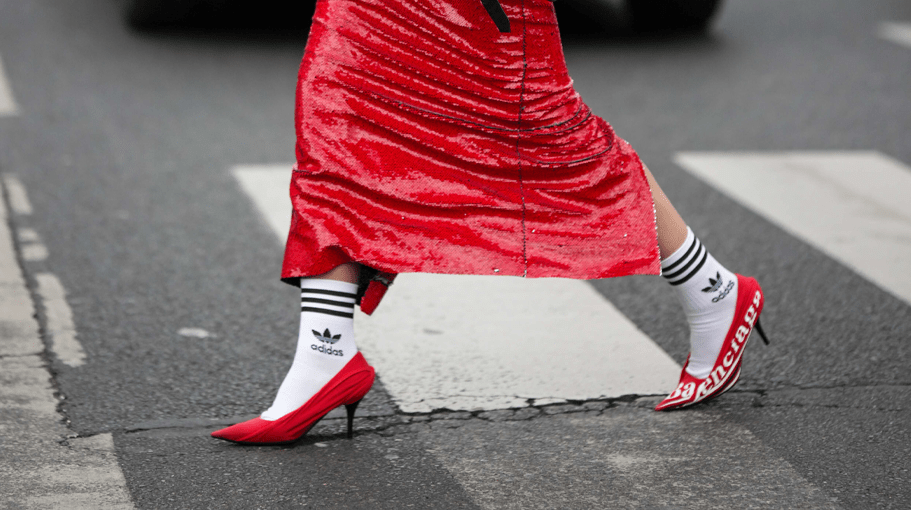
[
  {"x1": 665, "y1": 289, "x2": 762, "y2": 405},
  {"x1": 311, "y1": 328, "x2": 344, "y2": 356}
]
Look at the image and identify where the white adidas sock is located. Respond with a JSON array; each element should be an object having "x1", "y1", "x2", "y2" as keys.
[
  {"x1": 260, "y1": 279, "x2": 358, "y2": 421},
  {"x1": 662, "y1": 227, "x2": 738, "y2": 379}
]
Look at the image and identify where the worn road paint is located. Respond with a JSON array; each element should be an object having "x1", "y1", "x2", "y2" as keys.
[
  {"x1": 879, "y1": 22, "x2": 911, "y2": 49},
  {"x1": 0, "y1": 54, "x2": 17, "y2": 116},
  {"x1": 22, "y1": 243, "x2": 48, "y2": 262},
  {"x1": 1, "y1": 173, "x2": 33, "y2": 215},
  {"x1": 16, "y1": 227, "x2": 48, "y2": 261},
  {"x1": 423, "y1": 409, "x2": 839, "y2": 509},
  {"x1": 359, "y1": 273, "x2": 681, "y2": 412},
  {"x1": 232, "y1": 164, "x2": 293, "y2": 240},
  {"x1": 233, "y1": 165, "x2": 680, "y2": 412},
  {"x1": 17, "y1": 227, "x2": 40, "y2": 242},
  {"x1": 0, "y1": 181, "x2": 134, "y2": 508},
  {"x1": 177, "y1": 327, "x2": 214, "y2": 339},
  {"x1": 676, "y1": 151, "x2": 911, "y2": 306},
  {"x1": 36, "y1": 272, "x2": 86, "y2": 367}
]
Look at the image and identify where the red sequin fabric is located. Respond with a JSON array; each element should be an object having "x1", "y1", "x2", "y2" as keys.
[{"x1": 282, "y1": 0, "x2": 660, "y2": 312}]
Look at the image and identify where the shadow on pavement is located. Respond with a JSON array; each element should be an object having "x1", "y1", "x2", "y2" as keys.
[{"x1": 120, "y1": 0, "x2": 722, "y2": 47}]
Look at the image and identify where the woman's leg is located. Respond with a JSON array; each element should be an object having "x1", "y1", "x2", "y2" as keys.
[
  {"x1": 260, "y1": 263, "x2": 362, "y2": 420},
  {"x1": 311, "y1": 262, "x2": 360, "y2": 283},
  {"x1": 642, "y1": 164, "x2": 742, "y2": 383},
  {"x1": 642, "y1": 165, "x2": 688, "y2": 258}
]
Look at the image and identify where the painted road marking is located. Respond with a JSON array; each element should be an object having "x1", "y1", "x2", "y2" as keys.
[
  {"x1": 359, "y1": 273, "x2": 681, "y2": 412},
  {"x1": 0, "y1": 184, "x2": 37, "y2": 359},
  {"x1": 1, "y1": 174, "x2": 86, "y2": 365},
  {"x1": 22, "y1": 243, "x2": 48, "y2": 262},
  {"x1": 0, "y1": 181, "x2": 134, "y2": 508},
  {"x1": 0, "y1": 54, "x2": 17, "y2": 116},
  {"x1": 36, "y1": 273, "x2": 86, "y2": 367},
  {"x1": 675, "y1": 151, "x2": 911, "y2": 306},
  {"x1": 178, "y1": 327, "x2": 215, "y2": 339},
  {"x1": 1, "y1": 173, "x2": 33, "y2": 215},
  {"x1": 879, "y1": 22, "x2": 911, "y2": 49},
  {"x1": 233, "y1": 165, "x2": 680, "y2": 413},
  {"x1": 18, "y1": 227, "x2": 49, "y2": 262},
  {"x1": 425, "y1": 410, "x2": 839, "y2": 509},
  {"x1": 232, "y1": 164, "x2": 291, "y2": 239},
  {"x1": 17, "y1": 227, "x2": 40, "y2": 242}
]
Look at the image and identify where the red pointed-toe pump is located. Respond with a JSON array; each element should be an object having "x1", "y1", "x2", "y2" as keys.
[
  {"x1": 211, "y1": 352, "x2": 375, "y2": 445},
  {"x1": 655, "y1": 274, "x2": 769, "y2": 412}
]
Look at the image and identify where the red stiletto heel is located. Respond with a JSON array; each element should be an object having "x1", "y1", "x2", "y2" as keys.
[
  {"x1": 655, "y1": 275, "x2": 768, "y2": 411},
  {"x1": 211, "y1": 352, "x2": 375, "y2": 445}
]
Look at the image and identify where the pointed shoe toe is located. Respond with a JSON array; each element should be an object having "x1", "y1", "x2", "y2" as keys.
[
  {"x1": 211, "y1": 418, "x2": 277, "y2": 444},
  {"x1": 211, "y1": 352, "x2": 375, "y2": 445},
  {"x1": 656, "y1": 274, "x2": 766, "y2": 412}
]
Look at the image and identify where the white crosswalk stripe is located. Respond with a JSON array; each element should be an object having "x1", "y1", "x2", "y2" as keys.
[
  {"x1": 0, "y1": 54, "x2": 18, "y2": 116},
  {"x1": 675, "y1": 151, "x2": 911, "y2": 306},
  {"x1": 425, "y1": 410, "x2": 840, "y2": 509},
  {"x1": 879, "y1": 22, "x2": 911, "y2": 49},
  {"x1": 232, "y1": 165, "x2": 681, "y2": 413}
]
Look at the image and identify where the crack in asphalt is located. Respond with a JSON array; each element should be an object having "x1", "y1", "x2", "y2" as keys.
[
  {"x1": 0, "y1": 353, "x2": 38, "y2": 359},
  {"x1": 112, "y1": 382, "x2": 911, "y2": 441},
  {"x1": 767, "y1": 382, "x2": 911, "y2": 391},
  {"x1": 117, "y1": 394, "x2": 652, "y2": 437}
]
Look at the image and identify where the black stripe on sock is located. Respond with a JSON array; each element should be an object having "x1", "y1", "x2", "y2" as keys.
[
  {"x1": 669, "y1": 249, "x2": 708, "y2": 286},
  {"x1": 661, "y1": 236, "x2": 698, "y2": 274},
  {"x1": 663, "y1": 241, "x2": 703, "y2": 280},
  {"x1": 300, "y1": 297, "x2": 355, "y2": 308},
  {"x1": 300, "y1": 288, "x2": 357, "y2": 299},
  {"x1": 300, "y1": 307, "x2": 354, "y2": 319}
]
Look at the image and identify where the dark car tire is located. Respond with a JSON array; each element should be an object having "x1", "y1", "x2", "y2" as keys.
[{"x1": 626, "y1": 0, "x2": 723, "y2": 32}]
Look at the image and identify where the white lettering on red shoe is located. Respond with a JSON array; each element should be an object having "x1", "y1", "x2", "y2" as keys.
[
  {"x1": 677, "y1": 290, "x2": 763, "y2": 405},
  {"x1": 656, "y1": 282, "x2": 764, "y2": 411}
]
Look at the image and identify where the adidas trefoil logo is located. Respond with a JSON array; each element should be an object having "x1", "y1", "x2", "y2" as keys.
[
  {"x1": 702, "y1": 272, "x2": 723, "y2": 293},
  {"x1": 311, "y1": 328, "x2": 344, "y2": 357},
  {"x1": 312, "y1": 328, "x2": 342, "y2": 344},
  {"x1": 702, "y1": 272, "x2": 735, "y2": 303}
]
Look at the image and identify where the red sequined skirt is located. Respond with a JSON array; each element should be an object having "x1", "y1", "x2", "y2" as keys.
[{"x1": 282, "y1": 0, "x2": 660, "y2": 312}]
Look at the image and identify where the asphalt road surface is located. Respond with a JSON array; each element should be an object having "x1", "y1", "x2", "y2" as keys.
[{"x1": 1, "y1": 0, "x2": 910, "y2": 508}]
